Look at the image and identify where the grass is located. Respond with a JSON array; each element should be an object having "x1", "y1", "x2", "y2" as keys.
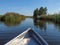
[
  {"x1": 39, "y1": 13, "x2": 60, "y2": 23},
  {"x1": 0, "y1": 15, "x2": 3, "y2": 21},
  {"x1": 0, "y1": 13, "x2": 26, "y2": 26}
]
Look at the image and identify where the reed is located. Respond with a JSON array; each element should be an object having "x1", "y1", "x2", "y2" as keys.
[{"x1": 40, "y1": 13, "x2": 60, "y2": 23}]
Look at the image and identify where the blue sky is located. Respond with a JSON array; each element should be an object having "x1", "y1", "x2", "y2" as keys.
[{"x1": 0, "y1": 0, "x2": 60, "y2": 16}]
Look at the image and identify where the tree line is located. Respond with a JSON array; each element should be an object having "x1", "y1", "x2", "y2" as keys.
[{"x1": 33, "y1": 7, "x2": 47, "y2": 19}]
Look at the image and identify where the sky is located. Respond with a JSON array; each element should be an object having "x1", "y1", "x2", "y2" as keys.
[{"x1": 0, "y1": 0, "x2": 60, "y2": 16}]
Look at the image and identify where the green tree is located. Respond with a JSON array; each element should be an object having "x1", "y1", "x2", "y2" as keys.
[
  {"x1": 39, "y1": 7, "x2": 43, "y2": 15},
  {"x1": 33, "y1": 7, "x2": 47, "y2": 19},
  {"x1": 43, "y1": 7, "x2": 47, "y2": 15},
  {"x1": 33, "y1": 8, "x2": 39, "y2": 19},
  {"x1": 39, "y1": 7, "x2": 47, "y2": 15}
]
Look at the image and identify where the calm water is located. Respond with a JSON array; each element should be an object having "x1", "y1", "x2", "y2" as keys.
[{"x1": 0, "y1": 18, "x2": 60, "y2": 45}]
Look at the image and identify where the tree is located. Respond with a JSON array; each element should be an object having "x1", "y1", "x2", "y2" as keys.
[
  {"x1": 33, "y1": 7, "x2": 47, "y2": 19},
  {"x1": 39, "y1": 7, "x2": 47, "y2": 15},
  {"x1": 43, "y1": 7, "x2": 47, "y2": 15},
  {"x1": 39, "y1": 7, "x2": 44, "y2": 15},
  {"x1": 33, "y1": 8, "x2": 39, "y2": 19}
]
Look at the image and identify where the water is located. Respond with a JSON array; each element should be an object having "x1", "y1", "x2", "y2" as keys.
[{"x1": 0, "y1": 18, "x2": 60, "y2": 45}]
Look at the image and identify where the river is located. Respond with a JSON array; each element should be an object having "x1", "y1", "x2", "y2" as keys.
[{"x1": 0, "y1": 18, "x2": 60, "y2": 45}]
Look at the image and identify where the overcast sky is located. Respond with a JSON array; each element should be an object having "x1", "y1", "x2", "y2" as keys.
[{"x1": 0, "y1": 0, "x2": 60, "y2": 16}]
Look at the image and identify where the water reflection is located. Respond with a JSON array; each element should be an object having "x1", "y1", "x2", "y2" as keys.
[
  {"x1": 33, "y1": 19, "x2": 46, "y2": 30},
  {"x1": 0, "y1": 18, "x2": 60, "y2": 45},
  {"x1": 3, "y1": 18, "x2": 25, "y2": 26},
  {"x1": 54, "y1": 22, "x2": 60, "y2": 30}
]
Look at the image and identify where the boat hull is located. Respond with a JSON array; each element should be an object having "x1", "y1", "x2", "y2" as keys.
[{"x1": 5, "y1": 28, "x2": 48, "y2": 45}]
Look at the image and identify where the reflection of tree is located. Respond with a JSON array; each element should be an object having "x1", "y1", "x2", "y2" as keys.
[
  {"x1": 34, "y1": 19, "x2": 46, "y2": 30},
  {"x1": 54, "y1": 22, "x2": 60, "y2": 29},
  {"x1": 4, "y1": 18, "x2": 25, "y2": 26}
]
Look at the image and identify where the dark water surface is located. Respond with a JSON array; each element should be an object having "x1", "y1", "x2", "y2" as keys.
[{"x1": 0, "y1": 18, "x2": 60, "y2": 45}]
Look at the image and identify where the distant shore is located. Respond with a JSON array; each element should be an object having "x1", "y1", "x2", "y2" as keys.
[{"x1": 38, "y1": 14, "x2": 60, "y2": 23}]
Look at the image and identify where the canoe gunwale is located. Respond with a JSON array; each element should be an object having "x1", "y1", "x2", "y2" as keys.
[
  {"x1": 4, "y1": 28, "x2": 31, "y2": 45},
  {"x1": 29, "y1": 29, "x2": 49, "y2": 45},
  {"x1": 5, "y1": 28, "x2": 49, "y2": 45}
]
